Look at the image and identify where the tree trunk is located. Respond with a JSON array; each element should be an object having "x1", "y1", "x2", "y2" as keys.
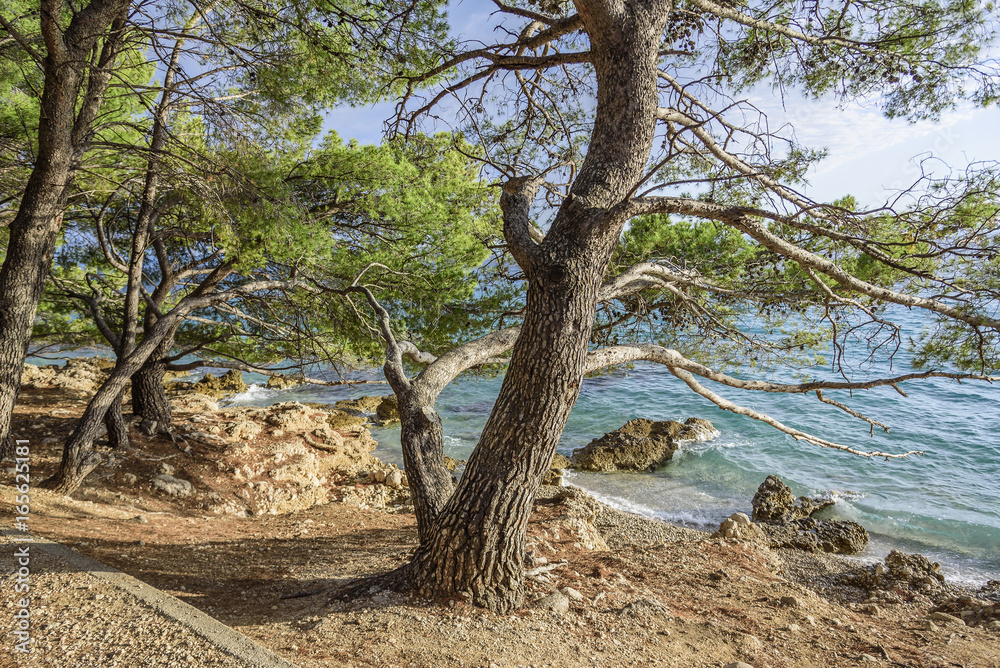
[
  {"x1": 131, "y1": 339, "x2": 173, "y2": 432},
  {"x1": 402, "y1": 0, "x2": 669, "y2": 612},
  {"x1": 0, "y1": 1, "x2": 128, "y2": 446},
  {"x1": 103, "y1": 390, "x2": 130, "y2": 449},
  {"x1": 397, "y1": 390, "x2": 453, "y2": 540}
]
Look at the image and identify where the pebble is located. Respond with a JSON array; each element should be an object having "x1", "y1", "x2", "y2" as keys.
[
  {"x1": 561, "y1": 587, "x2": 585, "y2": 602},
  {"x1": 532, "y1": 592, "x2": 569, "y2": 614},
  {"x1": 724, "y1": 662, "x2": 754, "y2": 668},
  {"x1": 779, "y1": 595, "x2": 800, "y2": 608},
  {"x1": 860, "y1": 654, "x2": 880, "y2": 663}
]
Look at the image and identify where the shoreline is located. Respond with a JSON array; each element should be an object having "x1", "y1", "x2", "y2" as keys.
[{"x1": 3, "y1": 374, "x2": 1000, "y2": 666}]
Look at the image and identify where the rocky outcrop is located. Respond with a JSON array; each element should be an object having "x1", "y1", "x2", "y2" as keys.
[
  {"x1": 572, "y1": 418, "x2": 717, "y2": 472},
  {"x1": 333, "y1": 396, "x2": 385, "y2": 415},
  {"x1": 847, "y1": 550, "x2": 947, "y2": 593},
  {"x1": 265, "y1": 374, "x2": 303, "y2": 390},
  {"x1": 752, "y1": 474, "x2": 834, "y2": 522},
  {"x1": 542, "y1": 452, "x2": 572, "y2": 486},
  {"x1": 750, "y1": 476, "x2": 868, "y2": 554},
  {"x1": 375, "y1": 394, "x2": 400, "y2": 424},
  {"x1": 712, "y1": 512, "x2": 768, "y2": 545},
  {"x1": 166, "y1": 369, "x2": 248, "y2": 399},
  {"x1": 761, "y1": 517, "x2": 869, "y2": 554},
  {"x1": 20, "y1": 357, "x2": 115, "y2": 393}
]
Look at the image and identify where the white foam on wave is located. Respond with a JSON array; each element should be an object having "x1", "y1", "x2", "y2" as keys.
[{"x1": 222, "y1": 384, "x2": 282, "y2": 406}]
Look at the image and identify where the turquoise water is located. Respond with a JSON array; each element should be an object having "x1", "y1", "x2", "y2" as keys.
[
  {"x1": 225, "y1": 354, "x2": 1000, "y2": 586},
  {"x1": 219, "y1": 306, "x2": 1000, "y2": 587}
]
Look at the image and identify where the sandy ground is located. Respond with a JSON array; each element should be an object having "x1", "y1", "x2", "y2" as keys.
[{"x1": 2, "y1": 382, "x2": 999, "y2": 668}]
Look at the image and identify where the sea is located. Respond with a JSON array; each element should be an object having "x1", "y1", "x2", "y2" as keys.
[{"x1": 37, "y1": 308, "x2": 1000, "y2": 587}]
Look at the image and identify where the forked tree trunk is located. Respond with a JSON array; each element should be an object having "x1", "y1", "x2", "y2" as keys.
[
  {"x1": 398, "y1": 0, "x2": 669, "y2": 612},
  {"x1": 0, "y1": 1, "x2": 128, "y2": 449},
  {"x1": 42, "y1": 265, "x2": 234, "y2": 493}
]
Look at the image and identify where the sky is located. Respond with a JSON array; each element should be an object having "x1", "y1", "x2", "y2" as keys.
[{"x1": 323, "y1": 0, "x2": 1000, "y2": 210}]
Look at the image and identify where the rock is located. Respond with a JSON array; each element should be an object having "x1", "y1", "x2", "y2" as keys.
[
  {"x1": 151, "y1": 474, "x2": 193, "y2": 497},
  {"x1": 532, "y1": 592, "x2": 569, "y2": 614},
  {"x1": 224, "y1": 420, "x2": 263, "y2": 441},
  {"x1": 265, "y1": 375, "x2": 302, "y2": 390},
  {"x1": 927, "y1": 612, "x2": 963, "y2": 625},
  {"x1": 386, "y1": 470, "x2": 404, "y2": 489},
  {"x1": 442, "y1": 455, "x2": 466, "y2": 472},
  {"x1": 562, "y1": 587, "x2": 585, "y2": 602},
  {"x1": 326, "y1": 410, "x2": 367, "y2": 429},
  {"x1": 712, "y1": 513, "x2": 768, "y2": 544},
  {"x1": 334, "y1": 396, "x2": 385, "y2": 415},
  {"x1": 159, "y1": 463, "x2": 176, "y2": 476},
  {"x1": 571, "y1": 419, "x2": 685, "y2": 472},
  {"x1": 920, "y1": 620, "x2": 939, "y2": 631},
  {"x1": 376, "y1": 394, "x2": 400, "y2": 423},
  {"x1": 860, "y1": 654, "x2": 880, "y2": 663},
  {"x1": 724, "y1": 662, "x2": 754, "y2": 668},
  {"x1": 121, "y1": 473, "x2": 138, "y2": 486},
  {"x1": 192, "y1": 370, "x2": 247, "y2": 398},
  {"x1": 542, "y1": 452, "x2": 572, "y2": 486},
  {"x1": 779, "y1": 595, "x2": 800, "y2": 607},
  {"x1": 676, "y1": 417, "x2": 718, "y2": 441},
  {"x1": 761, "y1": 517, "x2": 869, "y2": 554},
  {"x1": 848, "y1": 550, "x2": 946, "y2": 592},
  {"x1": 21, "y1": 357, "x2": 113, "y2": 392},
  {"x1": 170, "y1": 393, "x2": 220, "y2": 413},
  {"x1": 751, "y1": 475, "x2": 834, "y2": 522}
]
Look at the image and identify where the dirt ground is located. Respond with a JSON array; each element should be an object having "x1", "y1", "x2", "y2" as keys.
[{"x1": 3, "y1": 383, "x2": 1000, "y2": 668}]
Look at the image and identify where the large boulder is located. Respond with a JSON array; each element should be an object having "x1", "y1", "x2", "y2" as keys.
[
  {"x1": 760, "y1": 517, "x2": 869, "y2": 554},
  {"x1": 847, "y1": 550, "x2": 947, "y2": 593},
  {"x1": 375, "y1": 394, "x2": 400, "y2": 424},
  {"x1": 572, "y1": 418, "x2": 696, "y2": 472},
  {"x1": 193, "y1": 370, "x2": 248, "y2": 398},
  {"x1": 752, "y1": 475, "x2": 834, "y2": 522}
]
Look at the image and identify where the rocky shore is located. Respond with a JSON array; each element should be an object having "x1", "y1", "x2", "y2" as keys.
[{"x1": 4, "y1": 360, "x2": 999, "y2": 667}]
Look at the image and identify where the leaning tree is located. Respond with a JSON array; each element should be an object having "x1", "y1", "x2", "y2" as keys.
[{"x1": 333, "y1": 0, "x2": 1000, "y2": 612}]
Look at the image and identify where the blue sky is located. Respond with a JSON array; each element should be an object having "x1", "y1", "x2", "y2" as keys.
[{"x1": 323, "y1": 0, "x2": 1000, "y2": 210}]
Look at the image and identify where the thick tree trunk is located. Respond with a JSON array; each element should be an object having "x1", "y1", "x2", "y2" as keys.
[
  {"x1": 402, "y1": 0, "x2": 669, "y2": 612},
  {"x1": 0, "y1": 1, "x2": 128, "y2": 446},
  {"x1": 132, "y1": 340, "x2": 173, "y2": 432}
]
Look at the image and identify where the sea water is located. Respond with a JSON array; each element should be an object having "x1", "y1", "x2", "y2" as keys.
[{"x1": 221, "y1": 319, "x2": 1000, "y2": 586}]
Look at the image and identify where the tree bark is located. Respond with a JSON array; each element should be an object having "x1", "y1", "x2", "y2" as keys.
[
  {"x1": 403, "y1": 0, "x2": 670, "y2": 612},
  {"x1": 131, "y1": 331, "x2": 175, "y2": 432},
  {"x1": 103, "y1": 390, "x2": 130, "y2": 449},
  {"x1": 0, "y1": 0, "x2": 129, "y2": 449}
]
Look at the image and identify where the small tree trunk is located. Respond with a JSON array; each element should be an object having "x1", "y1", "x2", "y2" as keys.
[
  {"x1": 397, "y1": 391, "x2": 454, "y2": 541},
  {"x1": 103, "y1": 390, "x2": 129, "y2": 449}
]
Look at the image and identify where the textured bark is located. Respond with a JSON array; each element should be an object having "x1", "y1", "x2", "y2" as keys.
[
  {"x1": 0, "y1": 0, "x2": 129, "y2": 448},
  {"x1": 103, "y1": 390, "x2": 130, "y2": 449},
  {"x1": 405, "y1": 0, "x2": 671, "y2": 612},
  {"x1": 131, "y1": 332, "x2": 175, "y2": 431},
  {"x1": 396, "y1": 391, "x2": 454, "y2": 537}
]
